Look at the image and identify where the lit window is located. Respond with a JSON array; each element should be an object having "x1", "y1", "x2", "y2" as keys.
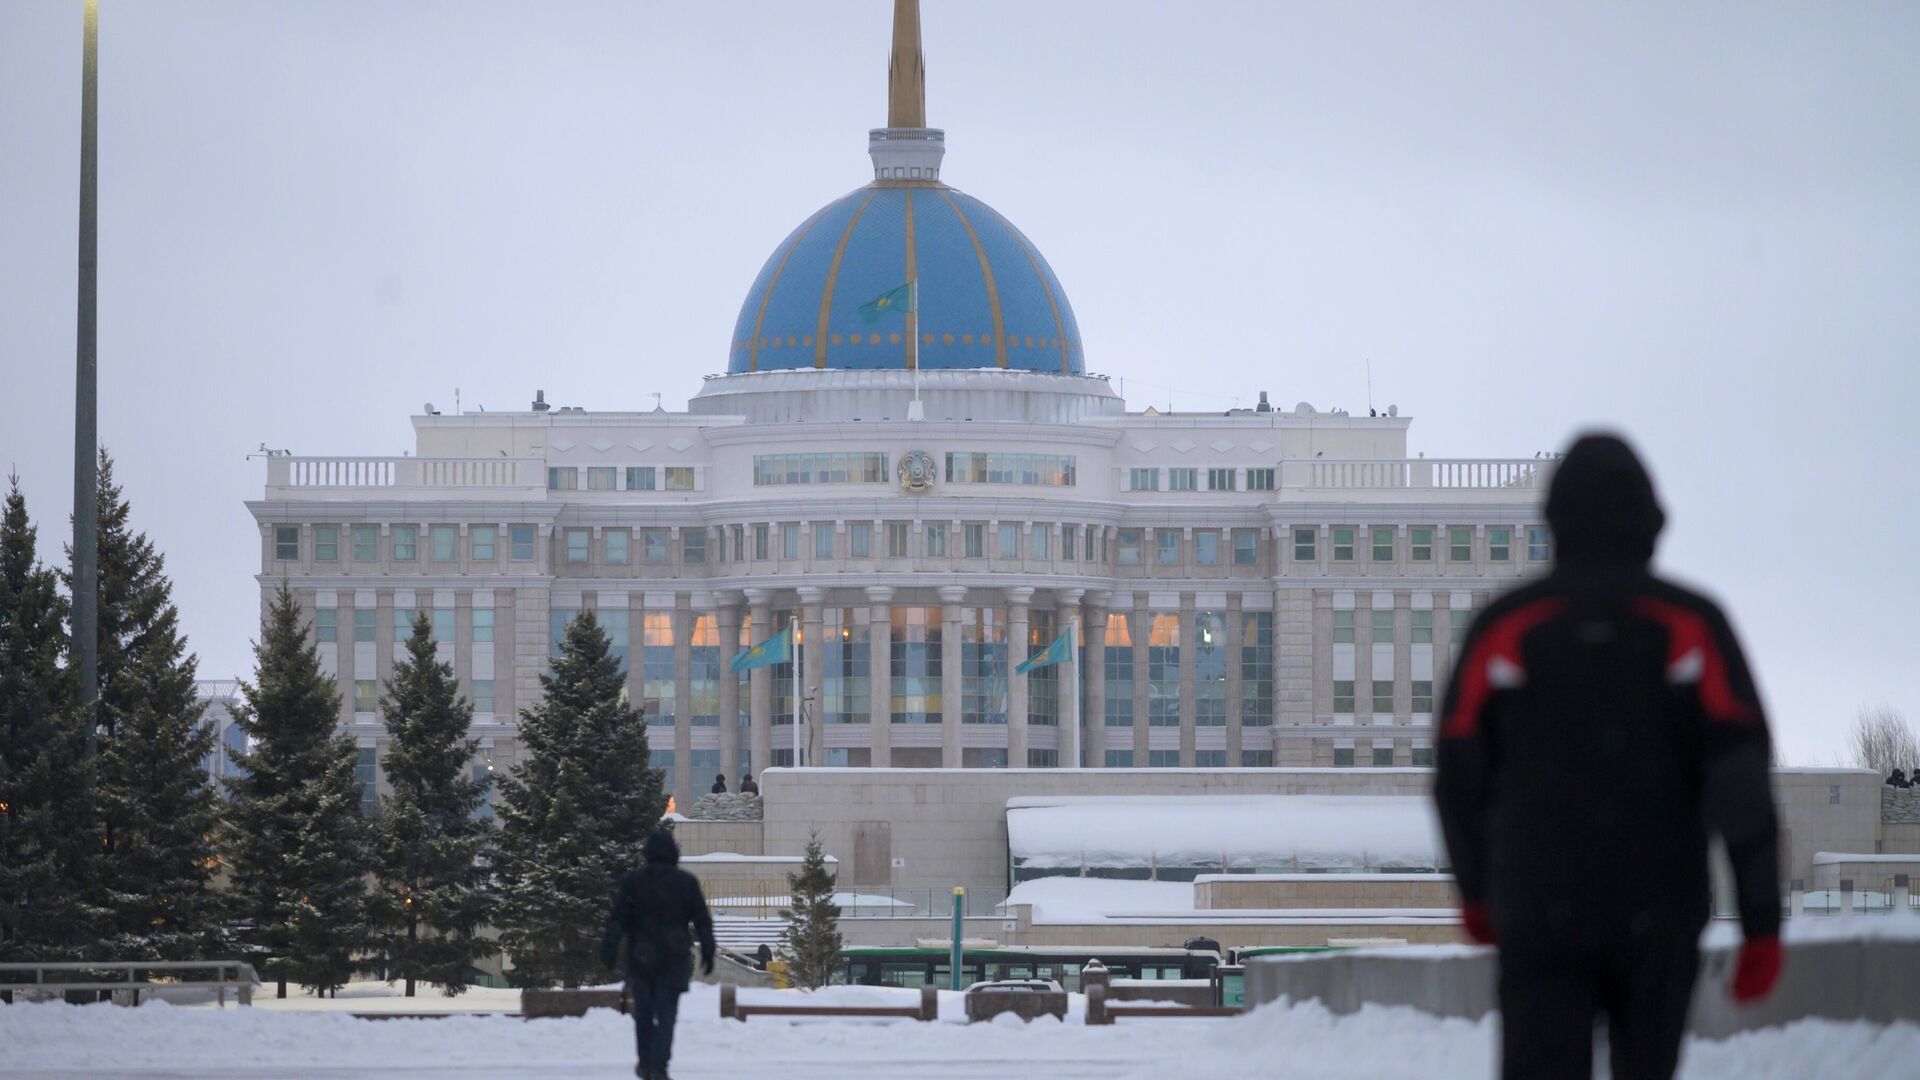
[
  {"x1": 1233, "y1": 529, "x2": 1257, "y2": 565},
  {"x1": 1528, "y1": 526, "x2": 1551, "y2": 562},
  {"x1": 782, "y1": 524, "x2": 800, "y2": 559},
  {"x1": 851, "y1": 522, "x2": 872, "y2": 558},
  {"x1": 1333, "y1": 680, "x2": 1355, "y2": 714},
  {"x1": 606, "y1": 530, "x2": 629, "y2": 565},
  {"x1": 663, "y1": 467, "x2": 694, "y2": 491},
  {"x1": 1332, "y1": 528, "x2": 1354, "y2": 561},
  {"x1": 1334, "y1": 610, "x2": 1354, "y2": 644},
  {"x1": 1412, "y1": 610, "x2": 1433, "y2": 643},
  {"x1": 645, "y1": 528, "x2": 671, "y2": 565},
  {"x1": 814, "y1": 522, "x2": 835, "y2": 559},
  {"x1": 1117, "y1": 529, "x2": 1142, "y2": 565},
  {"x1": 392, "y1": 526, "x2": 417, "y2": 562},
  {"x1": 626, "y1": 466, "x2": 656, "y2": 491},
  {"x1": 682, "y1": 529, "x2": 706, "y2": 564},
  {"x1": 1169, "y1": 468, "x2": 1198, "y2": 492},
  {"x1": 886, "y1": 522, "x2": 908, "y2": 557},
  {"x1": 1194, "y1": 531, "x2": 1219, "y2": 565},
  {"x1": 1373, "y1": 529, "x2": 1394, "y2": 562},
  {"x1": 587, "y1": 466, "x2": 617, "y2": 491},
  {"x1": 1156, "y1": 531, "x2": 1180, "y2": 565},
  {"x1": 999, "y1": 523, "x2": 1018, "y2": 559},
  {"x1": 1373, "y1": 679, "x2": 1394, "y2": 714},
  {"x1": 1246, "y1": 468, "x2": 1276, "y2": 492},
  {"x1": 1130, "y1": 467, "x2": 1160, "y2": 492},
  {"x1": 1411, "y1": 527, "x2": 1433, "y2": 562},
  {"x1": 944, "y1": 452, "x2": 1075, "y2": 487},
  {"x1": 547, "y1": 468, "x2": 577, "y2": 491},
  {"x1": 1207, "y1": 468, "x2": 1236, "y2": 491},
  {"x1": 1412, "y1": 680, "x2": 1434, "y2": 713},
  {"x1": 275, "y1": 527, "x2": 299, "y2": 561},
  {"x1": 925, "y1": 523, "x2": 947, "y2": 557},
  {"x1": 471, "y1": 525, "x2": 496, "y2": 561},
  {"x1": 354, "y1": 680, "x2": 377, "y2": 714},
  {"x1": 964, "y1": 524, "x2": 985, "y2": 559},
  {"x1": 511, "y1": 525, "x2": 535, "y2": 561},
  {"x1": 472, "y1": 679, "x2": 494, "y2": 714},
  {"x1": 1489, "y1": 527, "x2": 1511, "y2": 562},
  {"x1": 566, "y1": 529, "x2": 590, "y2": 564},
  {"x1": 1294, "y1": 528, "x2": 1316, "y2": 561},
  {"x1": 473, "y1": 609, "x2": 494, "y2": 643},
  {"x1": 354, "y1": 608, "x2": 377, "y2": 643},
  {"x1": 1450, "y1": 527, "x2": 1472, "y2": 562},
  {"x1": 353, "y1": 525, "x2": 378, "y2": 561},
  {"x1": 315, "y1": 609, "x2": 337, "y2": 643},
  {"x1": 315, "y1": 526, "x2": 338, "y2": 562},
  {"x1": 1372, "y1": 608, "x2": 1394, "y2": 643},
  {"x1": 754, "y1": 452, "x2": 889, "y2": 485}
]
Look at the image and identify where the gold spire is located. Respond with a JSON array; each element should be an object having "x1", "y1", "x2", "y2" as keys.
[{"x1": 887, "y1": 0, "x2": 926, "y2": 128}]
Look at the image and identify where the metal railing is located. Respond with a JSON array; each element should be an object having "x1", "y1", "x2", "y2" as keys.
[
  {"x1": 1291, "y1": 458, "x2": 1550, "y2": 491},
  {"x1": 266, "y1": 456, "x2": 542, "y2": 492},
  {"x1": 0, "y1": 960, "x2": 260, "y2": 1006}
]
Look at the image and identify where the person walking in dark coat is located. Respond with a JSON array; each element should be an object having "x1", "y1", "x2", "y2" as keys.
[
  {"x1": 710, "y1": 773, "x2": 728, "y2": 795},
  {"x1": 600, "y1": 829, "x2": 716, "y2": 1080},
  {"x1": 1434, "y1": 434, "x2": 1783, "y2": 1080}
]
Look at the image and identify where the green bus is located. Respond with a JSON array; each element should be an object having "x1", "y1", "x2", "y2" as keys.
[{"x1": 836, "y1": 945, "x2": 1220, "y2": 993}]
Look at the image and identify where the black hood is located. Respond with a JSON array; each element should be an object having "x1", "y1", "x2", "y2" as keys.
[
  {"x1": 1544, "y1": 433, "x2": 1665, "y2": 566},
  {"x1": 643, "y1": 828, "x2": 680, "y2": 866}
]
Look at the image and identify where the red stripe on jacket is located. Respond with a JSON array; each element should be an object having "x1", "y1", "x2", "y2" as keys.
[
  {"x1": 1631, "y1": 596, "x2": 1757, "y2": 724},
  {"x1": 1441, "y1": 598, "x2": 1564, "y2": 739}
]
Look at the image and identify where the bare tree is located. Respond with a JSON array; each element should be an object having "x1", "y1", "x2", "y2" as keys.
[{"x1": 1848, "y1": 705, "x2": 1918, "y2": 777}]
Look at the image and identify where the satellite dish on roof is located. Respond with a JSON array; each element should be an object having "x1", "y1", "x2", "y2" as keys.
[
  {"x1": 1295, "y1": 402, "x2": 1316, "y2": 415},
  {"x1": 1387, "y1": 404, "x2": 1398, "y2": 417}
]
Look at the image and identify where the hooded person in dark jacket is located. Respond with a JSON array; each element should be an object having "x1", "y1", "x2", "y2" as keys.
[
  {"x1": 600, "y1": 829, "x2": 716, "y2": 1080},
  {"x1": 1434, "y1": 433, "x2": 1783, "y2": 1080}
]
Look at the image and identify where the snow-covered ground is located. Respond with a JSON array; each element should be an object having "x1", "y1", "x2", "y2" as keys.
[{"x1": 5, "y1": 980, "x2": 1916, "y2": 1079}]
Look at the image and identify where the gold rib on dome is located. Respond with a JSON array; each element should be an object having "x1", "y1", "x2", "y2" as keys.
[
  {"x1": 747, "y1": 204, "x2": 831, "y2": 373},
  {"x1": 937, "y1": 190, "x2": 1008, "y2": 368},
  {"x1": 978, "y1": 201, "x2": 1073, "y2": 374},
  {"x1": 902, "y1": 188, "x2": 919, "y2": 370},
  {"x1": 887, "y1": 0, "x2": 927, "y2": 128},
  {"x1": 813, "y1": 190, "x2": 881, "y2": 368}
]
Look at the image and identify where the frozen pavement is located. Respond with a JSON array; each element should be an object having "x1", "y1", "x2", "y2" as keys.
[{"x1": 6, "y1": 982, "x2": 1919, "y2": 1079}]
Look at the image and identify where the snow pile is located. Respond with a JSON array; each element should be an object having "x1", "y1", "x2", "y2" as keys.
[{"x1": 1007, "y1": 795, "x2": 1447, "y2": 873}]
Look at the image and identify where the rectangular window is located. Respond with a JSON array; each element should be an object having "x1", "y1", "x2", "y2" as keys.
[
  {"x1": 1412, "y1": 680, "x2": 1434, "y2": 714},
  {"x1": 1294, "y1": 527, "x2": 1316, "y2": 561},
  {"x1": 626, "y1": 466, "x2": 656, "y2": 491},
  {"x1": 814, "y1": 522, "x2": 835, "y2": 559},
  {"x1": 943, "y1": 452, "x2": 1076, "y2": 487},
  {"x1": 850, "y1": 522, "x2": 871, "y2": 558},
  {"x1": 1373, "y1": 745, "x2": 1395, "y2": 767},
  {"x1": 731, "y1": 525, "x2": 744, "y2": 562},
  {"x1": 1104, "y1": 749, "x2": 1134, "y2": 767},
  {"x1": 471, "y1": 525, "x2": 496, "y2": 561},
  {"x1": 1168, "y1": 467, "x2": 1198, "y2": 492},
  {"x1": 1373, "y1": 529, "x2": 1394, "y2": 562},
  {"x1": 1027, "y1": 749, "x2": 1058, "y2": 767},
  {"x1": 1194, "y1": 611, "x2": 1226, "y2": 727},
  {"x1": 1241, "y1": 611, "x2": 1273, "y2": 726},
  {"x1": 606, "y1": 529, "x2": 630, "y2": 565},
  {"x1": 1333, "y1": 746, "x2": 1356, "y2": 768},
  {"x1": 354, "y1": 680, "x2": 377, "y2": 714},
  {"x1": 1412, "y1": 609, "x2": 1433, "y2": 643},
  {"x1": 1061, "y1": 525, "x2": 1076, "y2": 561},
  {"x1": 547, "y1": 467, "x2": 577, "y2": 491},
  {"x1": 1085, "y1": 526, "x2": 1097, "y2": 562},
  {"x1": 1195, "y1": 750, "x2": 1226, "y2": 768},
  {"x1": 353, "y1": 524, "x2": 378, "y2": 561},
  {"x1": 1333, "y1": 609, "x2": 1354, "y2": 644},
  {"x1": 1103, "y1": 615, "x2": 1133, "y2": 728},
  {"x1": 999, "y1": 523, "x2": 1019, "y2": 559},
  {"x1": 473, "y1": 608, "x2": 494, "y2": 643},
  {"x1": 781, "y1": 524, "x2": 800, "y2": 559},
  {"x1": 587, "y1": 466, "x2": 616, "y2": 491},
  {"x1": 1373, "y1": 679, "x2": 1394, "y2": 714},
  {"x1": 275, "y1": 526, "x2": 300, "y2": 561},
  {"x1": 925, "y1": 523, "x2": 947, "y2": 557},
  {"x1": 472, "y1": 679, "x2": 494, "y2": 714},
  {"x1": 1031, "y1": 524, "x2": 1049, "y2": 559},
  {"x1": 888, "y1": 606, "x2": 943, "y2": 724},
  {"x1": 511, "y1": 525, "x2": 535, "y2": 561},
  {"x1": 1117, "y1": 529, "x2": 1142, "y2": 565},
  {"x1": 1332, "y1": 527, "x2": 1354, "y2": 561},
  {"x1": 682, "y1": 528, "x2": 706, "y2": 564},
  {"x1": 1129, "y1": 467, "x2": 1160, "y2": 492},
  {"x1": 1148, "y1": 749, "x2": 1180, "y2": 768},
  {"x1": 430, "y1": 607, "x2": 454, "y2": 644},
  {"x1": 315, "y1": 526, "x2": 338, "y2": 562},
  {"x1": 354, "y1": 608, "x2": 377, "y2": 643},
  {"x1": 1528, "y1": 526, "x2": 1551, "y2": 562},
  {"x1": 1156, "y1": 531, "x2": 1180, "y2": 566},
  {"x1": 754, "y1": 524, "x2": 770, "y2": 560},
  {"x1": 1333, "y1": 680, "x2": 1355, "y2": 714},
  {"x1": 663, "y1": 467, "x2": 694, "y2": 491},
  {"x1": 1489, "y1": 527, "x2": 1511, "y2": 562},
  {"x1": 1194, "y1": 531, "x2": 1219, "y2": 566},
  {"x1": 964, "y1": 524, "x2": 985, "y2": 559},
  {"x1": 1246, "y1": 468, "x2": 1276, "y2": 492},
  {"x1": 753, "y1": 452, "x2": 889, "y2": 485},
  {"x1": 566, "y1": 529, "x2": 590, "y2": 564},
  {"x1": 1233, "y1": 529, "x2": 1257, "y2": 566},
  {"x1": 1412, "y1": 746, "x2": 1435, "y2": 768},
  {"x1": 960, "y1": 607, "x2": 1007, "y2": 725},
  {"x1": 1243, "y1": 750, "x2": 1274, "y2": 767},
  {"x1": 1411, "y1": 527, "x2": 1432, "y2": 562},
  {"x1": 887, "y1": 521, "x2": 908, "y2": 557},
  {"x1": 1450, "y1": 527, "x2": 1472, "y2": 562},
  {"x1": 315, "y1": 608, "x2": 338, "y2": 643},
  {"x1": 645, "y1": 528, "x2": 671, "y2": 565},
  {"x1": 392, "y1": 526, "x2": 417, "y2": 562},
  {"x1": 1372, "y1": 608, "x2": 1394, "y2": 643},
  {"x1": 1207, "y1": 468, "x2": 1236, "y2": 492},
  {"x1": 356, "y1": 747, "x2": 377, "y2": 814},
  {"x1": 1148, "y1": 614, "x2": 1181, "y2": 727}
]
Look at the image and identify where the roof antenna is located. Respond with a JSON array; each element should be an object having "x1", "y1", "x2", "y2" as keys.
[{"x1": 1366, "y1": 359, "x2": 1376, "y2": 417}]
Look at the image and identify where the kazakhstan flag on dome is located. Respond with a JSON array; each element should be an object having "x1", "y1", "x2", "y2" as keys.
[
  {"x1": 858, "y1": 282, "x2": 915, "y2": 323},
  {"x1": 730, "y1": 626, "x2": 791, "y2": 673}
]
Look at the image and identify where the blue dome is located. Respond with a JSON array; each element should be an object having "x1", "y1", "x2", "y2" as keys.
[{"x1": 729, "y1": 183, "x2": 1084, "y2": 374}]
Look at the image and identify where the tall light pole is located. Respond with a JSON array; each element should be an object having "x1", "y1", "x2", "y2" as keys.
[{"x1": 73, "y1": 0, "x2": 100, "y2": 739}]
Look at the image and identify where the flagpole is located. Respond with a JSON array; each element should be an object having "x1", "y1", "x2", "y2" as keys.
[
  {"x1": 791, "y1": 615, "x2": 802, "y2": 766},
  {"x1": 908, "y1": 278, "x2": 924, "y2": 421}
]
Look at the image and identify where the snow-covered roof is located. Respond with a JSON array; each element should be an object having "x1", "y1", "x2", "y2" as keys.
[
  {"x1": 1006, "y1": 795, "x2": 1447, "y2": 872},
  {"x1": 682, "y1": 852, "x2": 837, "y2": 864},
  {"x1": 1811, "y1": 852, "x2": 1920, "y2": 865}
]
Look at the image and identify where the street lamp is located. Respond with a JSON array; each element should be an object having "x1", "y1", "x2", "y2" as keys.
[{"x1": 73, "y1": 0, "x2": 100, "y2": 739}]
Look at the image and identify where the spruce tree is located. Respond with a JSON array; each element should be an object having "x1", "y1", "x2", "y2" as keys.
[
  {"x1": 70, "y1": 453, "x2": 228, "y2": 960},
  {"x1": 371, "y1": 612, "x2": 493, "y2": 997},
  {"x1": 781, "y1": 831, "x2": 843, "y2": 990},
  {"x1": 493, "y1": 612, "x2": 662, "y2": 988},
  {"x1": 227, "y1": 583, "x2": 370, "y2": 996},
  {"x1": 0, "y1": 476, "x2": 97, "y2": 960}
]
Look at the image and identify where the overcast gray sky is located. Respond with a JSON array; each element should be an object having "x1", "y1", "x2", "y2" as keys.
[{"x1": 2, "y1": 1, "x2": 1914, "y2": 765}]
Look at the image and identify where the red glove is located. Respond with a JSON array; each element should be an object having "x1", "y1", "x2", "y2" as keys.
[
  {"x1": 1460, "y1": 903, "x2": 1496, "y2": 946},
  {"x1": 1731, "y1": 936, "x2": 1782, "y2": 1004}
]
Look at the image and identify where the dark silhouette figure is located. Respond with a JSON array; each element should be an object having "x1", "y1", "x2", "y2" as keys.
[
  {"x1": 601, "y1": 829, "x2": 716, "y2": 1080},
  {"x1": 710, "y1": 773, "x2": 728, "y2": 795},
  {"x1": 1890, "y1": 769, "x2": 1910, "y2": 788},
  {"x1": 740, "y1": 773, "x2": 759, "y2": 796},
  {"x1": 1434, "y1": 434, "x2": 1783, "y2": 1080},
  {"x1": 755, "y1": 942, "x2": 773, "y2": 970}
]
